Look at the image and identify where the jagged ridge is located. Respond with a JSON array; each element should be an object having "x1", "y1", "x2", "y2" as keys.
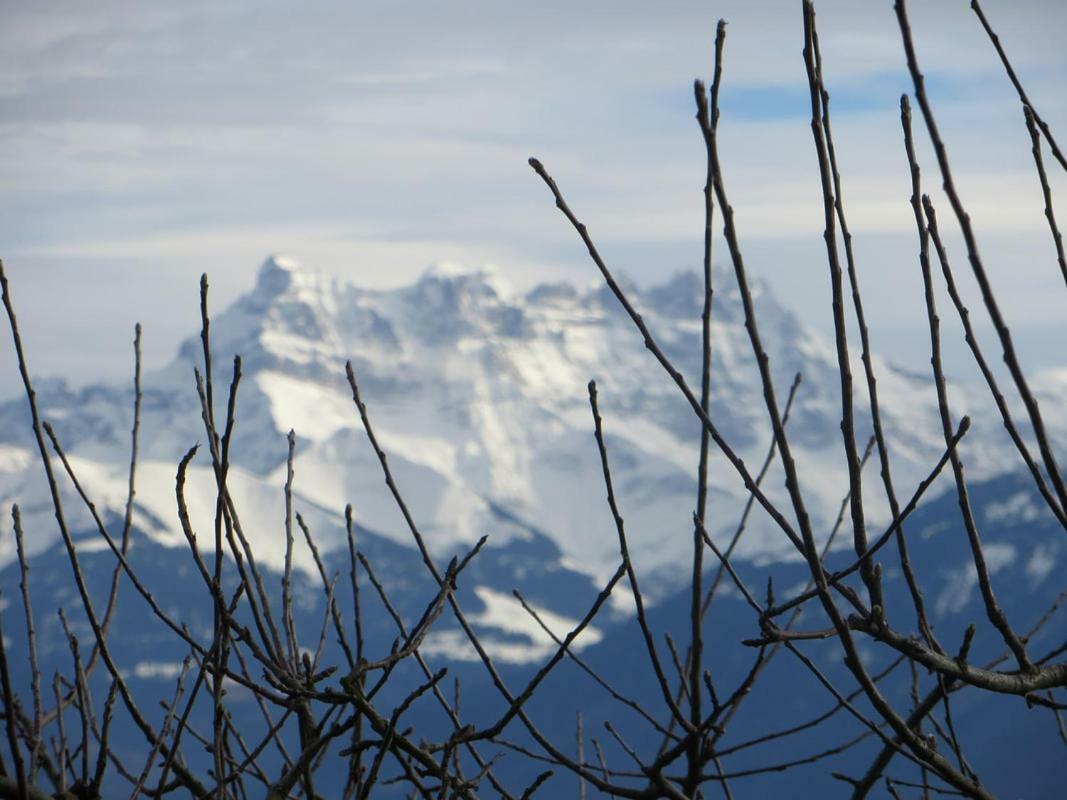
[{"x1": 1, "y1": 256, "x2": 1059, "y2": 590}]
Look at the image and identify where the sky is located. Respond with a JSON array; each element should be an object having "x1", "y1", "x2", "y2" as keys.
[{"x1": 1, "y1": 0, "x2": 1065, "y2": 389}]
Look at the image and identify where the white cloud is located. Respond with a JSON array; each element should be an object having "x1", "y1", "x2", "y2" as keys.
[{"x1": 1, "y1": 0, "x2": 1064, "y2": 386}]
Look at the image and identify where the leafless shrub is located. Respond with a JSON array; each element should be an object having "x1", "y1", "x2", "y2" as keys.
[{"x1": 0, "y1": 1, "x2": 1064, "y2": 798}]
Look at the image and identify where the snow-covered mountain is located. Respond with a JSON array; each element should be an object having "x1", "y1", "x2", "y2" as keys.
[
  {"x1": 2, "y1": 250, "x2": 1066, "y2": 797},
  {"x1": 0, "y1": 255, "x2": 1061, "y2": 595}
]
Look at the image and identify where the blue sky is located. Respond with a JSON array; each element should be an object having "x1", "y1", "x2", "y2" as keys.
[{"x1": 1, "y1": 0, "x2": 1065, "y2": 386}]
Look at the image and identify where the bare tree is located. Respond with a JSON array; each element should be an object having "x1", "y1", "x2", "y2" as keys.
[{"x1": 0, "y1": 1, "x2": 1064, "y2": 798}]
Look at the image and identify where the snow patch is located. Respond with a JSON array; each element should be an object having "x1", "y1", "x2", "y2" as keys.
[
  {"x1": 472, "y1": 586, "x2": 601, "y2": 648},
  {"x1": 257, "y1": 371, "x2": 355, "y2": 442},
  {"x1": 1026, "y1": 545, "x2": 1056, "y2": 585},
  {"x1": 132, "y1": 661, "x2": 186, "y2": 681},
  {"x1": 420, "y1": 586, "x2": 602, "y2": 664},
  {"x1": 985, "y1": 491, "x2": 1043, "y2": 524},
  {"x1": 935, "y1": 543, "x2": 1016, "y2": 616},
  {"x1": 72, "y1": 536, "x2": 114, "y2": 554},
  {"x1": 419, "y1": 629, "x2": 553, "y2": 663}
]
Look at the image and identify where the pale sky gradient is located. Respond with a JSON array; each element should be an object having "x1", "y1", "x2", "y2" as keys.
[{"x1": 1, "y1": 0, "x2": 1065, "y2": 389}]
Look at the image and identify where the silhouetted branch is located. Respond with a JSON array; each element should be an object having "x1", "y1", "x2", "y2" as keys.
[
  {"x1": 896, "y1": 0, "x2": 1067, "y2": 516},
  {"x1": 971, "y1": 0, "x2": 1067, "y2": 174}
]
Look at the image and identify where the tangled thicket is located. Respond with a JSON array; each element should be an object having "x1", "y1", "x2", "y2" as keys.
[{"x1": 1, "y1": 2, "x2": 1065, "y2": 798}]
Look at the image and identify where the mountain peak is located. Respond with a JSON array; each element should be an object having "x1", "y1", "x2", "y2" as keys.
[
  {"x1": 0, "y1": 250, "x2": 1031, "y2": 592},
  {"x1": 255, "y1": 254, "x2": 308, "y2": 295},
  {"x1": 416, "y1": 262, "x2": 512, "y2": 298}
]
